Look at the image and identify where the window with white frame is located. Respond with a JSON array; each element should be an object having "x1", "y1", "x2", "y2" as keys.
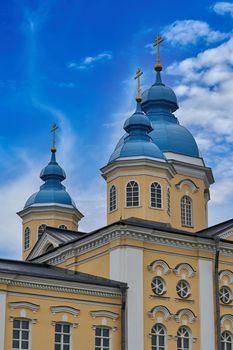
[
  {"x1": 167, "y1": 187, "x2": 171, "y2": 215},
  {"x1": 95, "y1": 327, "x2": 111, "y2": 350},
  {"x1": 150, "y1": 182, "x2": 162, "y2": 209},
  {"x1": 109, "y1": 185, "x2": 117, "y2": 212},
  {"x1": 176, "y1": 280, "x2": 191, "y2": 299},
  {"x1": 24, "y1": 227, "x2": 30, "y2": 250},
  {"x1": 38, "y1": 224, "x2": 47, "y2": 239},
  {"x1": 181, "y1": 196, "x2": 192, "y2": 227},
  {"x1": 54, "y1": 323, "x2": 71, "y2": 350},
  {"x1": 220, "y1": 286, "x2": 232, "y2": 304},
  {"x1": 126, "y1": 181, "x2": 139, "y2": 207},
  {"x1": 177, "y1": 326, "x2": 192, "y2": 350},
  {"x1": 221, "y1": 331, "x2": 233, "y2": 350},
  {"x1": 12, "y1": 319, "x2": 30, "y2": 350},
  {"x1": 151, "y1": 324, "x2": 166, "y2": 350},
  {"x1": 151, "y1": 277, "x2": 166, "y2": 295},
  {"x1": 59, "y1": 225, "x2": 67, "y2": 230}
]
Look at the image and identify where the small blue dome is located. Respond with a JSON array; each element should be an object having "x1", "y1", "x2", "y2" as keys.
[
  {"x1": 141, "y1": 71, "x2": 178, "y2": 113},
  {"x1": 24, "y1": 151, "x2": 76, "y2": 209},
  {"x1": 109, "y1": 102, "x2": 165, "y2": 163}
]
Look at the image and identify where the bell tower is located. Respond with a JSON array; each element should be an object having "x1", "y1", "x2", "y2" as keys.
[
  {"x1": 101, "y1": 38, "x2": 214, "y2": 232},
  {"x1": 18, "y1": 125, "x2": 83, "y2": 260}
]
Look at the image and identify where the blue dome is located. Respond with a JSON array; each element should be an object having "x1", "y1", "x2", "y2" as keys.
[
  {"x1": 24, "y1": 151, "x2": 76, "y2": 209},
  {"x1": 109, "y1": 102, "x2": 165, "y2": 163},
  {"x1": 141, "y1": 71, "x2": 200, "y2": 158}
]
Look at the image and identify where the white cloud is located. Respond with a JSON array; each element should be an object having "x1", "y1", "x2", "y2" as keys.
[
  {"x1": 213, "y1": 2, "x2": 233, "y2": 16},
  {"x1": 162, "y1": 20, "x2": 228, "y2": 45},
  {"x1": 67, "y1": 51, "x2": 112, "y2": 70},
  {"x1": 165, "y1": 36, "x2": 233, "y2": 225}
]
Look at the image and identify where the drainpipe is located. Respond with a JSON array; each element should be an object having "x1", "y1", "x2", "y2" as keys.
[
  {"x1": 214, "y1": 237, "x2": 221, "y2": 350},
  {"x1": 121, "y1": 286, "x2": 127, "y2": 350}
]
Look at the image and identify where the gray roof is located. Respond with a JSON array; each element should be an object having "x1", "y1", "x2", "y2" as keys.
[{"x1": 0, "y1": 258, "x2": 127, "y2": 289}]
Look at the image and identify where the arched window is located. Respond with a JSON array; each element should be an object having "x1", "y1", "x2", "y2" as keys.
[
  {"x1": 109, "y1": 185, "x2": 117, "y2": 212},
  {"x1": 38, "y1": 224, "x2": 47, "y2": 240},
  {"x1": 126, "y1": 181, "x2": 139, "y2": 207},
  {"x1": 24, "y1": 227, "x2": 30, "y2": 250},
  {"x1": 177, "y1": 326, "x2": 192, "y2": 350},
  {"x1": 59, "y1": 224, "x2": 67, "y2": 230},
  {"x1": 150, "y1": 182, "x2": 162, "y2": 208},
  {"x1": 221, "y1": 331, "x2": 233, "y2": 350},
  {"x1": 181, "y1": 196, "x2": 193, "y2": 227},
  {"x1": 151, "y1": 324, "x2": 166, "y2": 350},
  {"x1": 167, "y1": 187, "x2": 171, "y2": 215}
]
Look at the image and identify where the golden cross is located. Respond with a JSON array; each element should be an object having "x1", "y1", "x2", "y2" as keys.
[
  {"x1": 51, "y1": 123, "x2": 58, "y2": 151},
  {"x1": 134, "y1": 68, "x2": 143, "y2": 101},
  {"x1": 153, "y1": 35, "x2": 164, "y2": 70}
]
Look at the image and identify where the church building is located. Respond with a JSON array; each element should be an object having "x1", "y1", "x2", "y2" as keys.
[{"x1": 1, "y1": 38, "x2": 233, "y2": 350}]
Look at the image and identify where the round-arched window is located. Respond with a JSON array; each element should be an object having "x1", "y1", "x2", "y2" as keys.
[
  {"x1": 220, "y1": 286, "x2": 232, "y2": 304},
  {"x1": 176, "y1": 280, "x2": 191, "y2": 299},
  {"x1": 24, "y1": 227, "x2": 30, "y2": 250},
  {"x1": 38, "y1": 224, "x2": 47, "y2": 239},
  {"x1": 151, "y1": 277, "x2": 166, "y2": 296},
  {"x1": 59, "y1": 225, "x2": 67, "y2": 230},
  {"x1": 109, "y1": 185, "x2": 117, "y2": 212},
  {"x1": 151, "y1": 324, "x2": 166, "y2": 350},
  {"x1": 126, "y1": 181, "x2": 139, "y2": 207},
  {"x1": 150, "y1": 182, "x2": 162, "y2": 209},
  {"x1": 177, "y1": 326, "x2": 192, "y2": 350},
  {"x1": 181, "y1": 195, "x2": 192, "y2": 227},
  {"x1": 221, "y1": 331, "x2": 233, "y2": 350}
]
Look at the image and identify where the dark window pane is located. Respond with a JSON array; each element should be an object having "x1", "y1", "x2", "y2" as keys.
[
  {"x1": 22, "y1": 321, "x2": 29, "y2": 329},
  {"x1": 63, "y1": 335, "x2": 70, "y2": 343},
  {"x1": 96, "y1": 328, "x2": 101, "y2": 336},
  {"x1": 13, "y1": 330, "x2": 20, "y2": 339},
  {"x1": 103, "y1": 338, "x2": 109, "y2": 346},
  {"x1": 103, "y1": 328, "x2": 109, "y2": 337},
  {"x1": 55, "y1": 324, "x2": 62, "y2": 332},
  {"x1": 63, "y1": 325, "x2": 70, "y2": 333},
  {"x1": 55, "y1": 344, "x2": 61, "y2": 350},
  {"x1": 63, "y1": 345, "x2": 69, "y2": 350},
  {"x1": 22, "y1": 331, "x2": 29, "y2": 340},
  {"x1": 12, "y1": 340, "x2": 19, "y2": 348},
  {"x1": 95, "y1": 338, "x2": 101, "y2": 346},
  {"x1": 55, "y1": 334, "x2": 61, "y2": 342},
  {"x1": 21, "y1": 340, "x2": 29, "y2": 349},
  {"x1": 13, "y1": 320, "x2": 20, "y2": 329}
]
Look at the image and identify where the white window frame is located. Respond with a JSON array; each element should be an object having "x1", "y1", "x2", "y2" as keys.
[
  {"x1": 54, "y1": 322, "x2": 72, "y2": 350},
  {"x1": 150, "y1": 181, "x2": 163, "y2": 209},
  {"x1": 221, "y1": 331, "x2": 233, "y2": 350},
  {"x1": 37, "y1": 224, "x2": 47, "y2": 240},
  {"x1": 167, "y1": 187, "x2": 171, "y2": 215},
  {"x1": 24, "y1": 228, "x2": 30, "y2": 251},
  {"x1": 95, "y1": 326, "x2": 112, "y2": 350},
  {"x1": 181, "y1": 195, "x2": 193, "y2": 227},
  {"x1": 177, "y1": 326, "x2": 192, "y2": 350},
  {"x1": 109, "y1": 185, "x2": 117, "y2": 212},
  {"x1": 12, "y1": 318, "x2": 31, "y2": 350},
  {"x1": 176, "y1": 280, "x2": 191, "y2": 299},
  {"x1": 151, "y1": 324, "x2": 167, "y2": 350},
  {"x1": 220, "y1": 286, "x2": 232, "y2": 304},
  {"x1": 151, "y1": 277, "x2": 166, "y2": 296},
  {"x1": 125, "y1": 180, "x2": 140, "y2": 208}
]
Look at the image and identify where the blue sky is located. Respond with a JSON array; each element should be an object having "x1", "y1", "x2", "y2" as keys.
[{"x1": 1, "y1": 0, "x2": 233, "y2": 258}]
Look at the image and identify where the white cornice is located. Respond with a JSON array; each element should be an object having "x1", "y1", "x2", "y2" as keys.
[
  {"x1": 31, "y1": 223, "x2": 233, "y2": 266},
  {"x1": 0, "y1": 274, "x2": 122, "y2": 299},
  {"x1": 8, "y1": 301, "x2": 40, "y2": 312},
  {"x1": 50, "y1": 306, "x2": 80, "y2": 316},
  {"x1": 17, "y1": 204, "x2": 83, "y2": 221},
  {"x1": 90, "y1": 310, "x2": 119, "y2": 320}
]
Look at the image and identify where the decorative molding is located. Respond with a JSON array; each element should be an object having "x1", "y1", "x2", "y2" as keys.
[
  {"x1": 175, "y1": 309, "x2": 197, "y2": 324},
  {"x1": 51, "y1": 321, "x2": 79, "y2": 328},
  {"x1": 219, "y1": 270, "x2": 233, "y2": 284},
  {"x1": 221, "y1": 314, "x2": 233, "y2": 327},
  {"x1": 50, "y1": 306, "x2": 80, "y2": 316},
  {"x1": 0, "y1": 277, "x2": 122, "y2": 299},
  {"x1": 175, "y1": 179, "x2": 199, "y2": 193},
  {"x1": 148, "y1": 305, "x2": 172, "y2": 321},
  {"x1": 8, "y1": 302, "x2": 40, "y2": 312},
  {"x1": 148, "y1": 260, "x2": 171, "y2": 275},
  {"x1": 9, "y1": 316, "x2": 38, "y2": 324},
  {"x1": 90, "y1": 310, "x2": 119, "y2": 320},
  {"x1": 174, "y1": 263, "x2": 196, "y2": 278}
]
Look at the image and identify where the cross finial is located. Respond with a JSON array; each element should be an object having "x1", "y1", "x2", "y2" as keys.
[
  {"x1": 51, "y1": 123, "x2": 58, "y2": 153},
  {"x1": 134, "y1": 68, "x2": 143, "y2": 102},
  {"x1": 153, "y1": 34, "x2": 164, "y2": 71}
]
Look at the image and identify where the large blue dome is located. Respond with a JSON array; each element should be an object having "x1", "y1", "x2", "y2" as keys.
[
  {"x1": 24, "y1": 151, "x2": 76, "y2": 209},
  {"x1": 109, "y1": 101, "x2": 165, "y2": 163}
]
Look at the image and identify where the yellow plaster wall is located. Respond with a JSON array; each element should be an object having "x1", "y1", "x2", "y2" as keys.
[
  {"x1": 106, "y1": 167, "x2": 208, "y2": 232},
  {"x1": 3, "y1": 284, "x2": 122, "y2": 350}
]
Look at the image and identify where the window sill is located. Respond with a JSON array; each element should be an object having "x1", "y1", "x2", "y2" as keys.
[
  {"x1": 181, "y1": 224, "x2": 194, "y2": 229},
  {"x1": 174, "y1": 297, "x2": 194, "y2": 303},
  {"x1": 108, "y1": 208, "x2": 118, "y2": 214},
  {"x1": 124, "y1": 206, "x2": 142, "y2": 209},
  {"x1": 149, "y1": 206, "x2": 164, "y2": 211},
  {"x1": 149, "y1": 295, "x2": 170, "y2": 301}
]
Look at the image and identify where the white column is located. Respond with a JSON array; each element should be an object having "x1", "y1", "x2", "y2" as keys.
[
  {"x1": 110, "y1": 246, "x2": 144, "y2": 350},
  {"x1": 198, "y1": 259, "x2": 215, "y2": 349},
  {"x1": 0, "y1": 291, "x2": 7, "y2": 350}
]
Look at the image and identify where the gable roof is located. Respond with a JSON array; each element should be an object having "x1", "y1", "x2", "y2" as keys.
[
  {"x1": 0, "y1": 258, "x2": 127, "y2": 289},
  {"x1": 197, "y1": 218, "x2": 233, "y2": 238}
]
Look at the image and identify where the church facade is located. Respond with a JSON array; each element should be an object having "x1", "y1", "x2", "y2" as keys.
[{"x1": 1, "y1": 43, "x2": 233, "y2": 350}]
